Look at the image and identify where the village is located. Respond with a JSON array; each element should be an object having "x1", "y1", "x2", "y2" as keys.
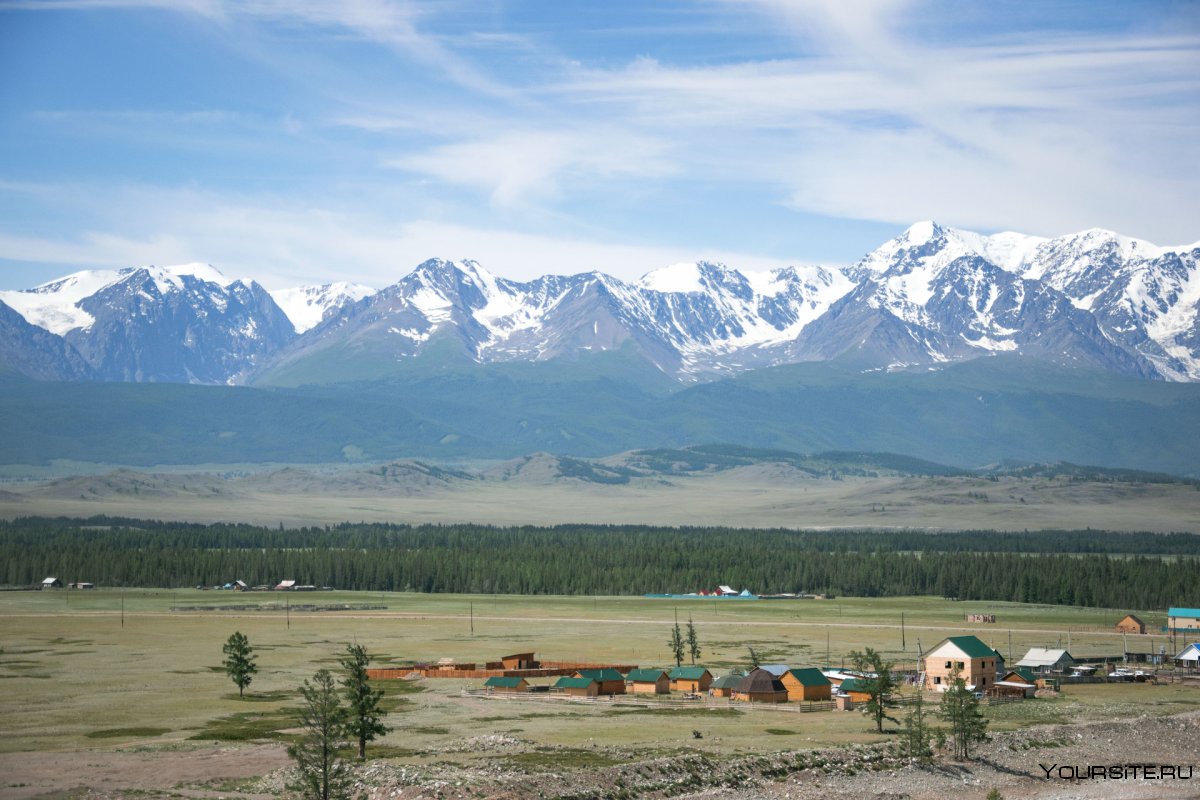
[{"x1": 361, "y1": 606, "x2": 1200, "y2": 712}]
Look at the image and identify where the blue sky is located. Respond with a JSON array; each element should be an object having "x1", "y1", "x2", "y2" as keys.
[{"x1": 1, "y1": 0, "x2": 1197, "y2": 290}]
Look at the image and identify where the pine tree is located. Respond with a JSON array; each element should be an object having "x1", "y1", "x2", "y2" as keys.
[
  {"x1": 848, "y1": 647, "x2": 899, "y2": 732},
  {"x1": 747, "y1": 645, "x2": 760, "y2": 669},
  {"x1": 898, "y1": 689, "x2": 934, "y2": 761},
  {"x1": 685, "y1": 616, "x2": 701, "y2": 665},
  {"x1": 288, "y1": 669, "x2": 354, "y2": 800},
  {"x1": 939, "y1": 668, "x2": 989, "y2": 759},
  {"x1": 222, "y1": 631, "x2": 257, "y2": 699},
  {"x1": 669, "y1": 623, "x2": 685, "y2": 667},
  {"x1": 340, "y1": 643, "x2": 390, "y2": 760}
]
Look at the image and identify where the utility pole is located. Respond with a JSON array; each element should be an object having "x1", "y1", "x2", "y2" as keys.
[
  {"x1": 286, "y1": 593, "x2": 290, "y2": 629},
  {"x1": 470, "y1": 601, "x2": 474, "y2": 635},
  {"x1": 901, "y1": 612, "x2": 906, "y2": 651},
  {"x1": 120, "y1": 590, "x2": 125, "y2": 629}
]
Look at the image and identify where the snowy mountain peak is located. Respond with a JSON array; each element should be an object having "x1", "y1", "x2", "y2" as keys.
[
  {"x1": 270, "y1": 282, "x2": 376, "y2": 334},
  {"x1": 640, "y1": 262, "x2": 709, "y2": 293}
]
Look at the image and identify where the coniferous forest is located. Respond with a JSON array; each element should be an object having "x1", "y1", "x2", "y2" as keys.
[{"x1": 2, "y1": 517, "x2": 1197, "y2": 610}]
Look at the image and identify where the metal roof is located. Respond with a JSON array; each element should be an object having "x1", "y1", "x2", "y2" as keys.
[
  {"x1": 1015, "y1": 647, "x2": 1074, "y2": 667},
  {"x1": 555, "y1": 676, "x2": 596, "y2": 689},
  {"x1": 484, "y1": 676, "x2": 526, "y2": 688},
  {"x1": 1169, "y1": 608, "x2": 1200, "y2": 617},
  {"x1": 576, "y1": 668, "x2": 624, "y2": 682},
  {"x1": 625, "y1": 669, "x2": 669, "y2": 682},
  {"x1": 668, "y1": 666, "x2": 712, "y2": 680},
  {"x1": 784, "y1": 667, "x2": 831, "y2": 687}
]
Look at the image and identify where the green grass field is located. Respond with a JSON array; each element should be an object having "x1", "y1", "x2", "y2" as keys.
[{"x1": 2, "y1": 588, "x2": 1193, "y2": 769}]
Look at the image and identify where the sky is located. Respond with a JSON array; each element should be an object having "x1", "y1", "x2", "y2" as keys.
[{"x1": 0, "y1": 0, "x2": 1197, "y2": 291}]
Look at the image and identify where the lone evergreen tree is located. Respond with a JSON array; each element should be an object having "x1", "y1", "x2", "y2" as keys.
[
  {"x1": 669, "y1": 623, "x2": 685, "y2": 667},
  {"x1": 685, "y1": 616, "x2": 701, "y2": 665},
  {"x1": 340, "y1": 643, "x2": 390, "y2": 760},
  {"x1": 848, "y1": 647, "x2": 899, "y2": 732},
  {"x1": 747, "y1": 645, "x2": 760, "y2": 669},
  {"x1": 939, "y1": 669, "x2": 989, "y2": 759},
  {"x1": 288, "y1": 668, "x2": 354, "y2": 800},
  {"x1": 898, "y1": 689, "x2": 935, "y2": 761},
  {"x1": 222, "y1": 631, "x2": 257, "y2": 699}
]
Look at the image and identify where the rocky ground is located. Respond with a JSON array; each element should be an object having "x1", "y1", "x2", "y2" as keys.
[{"x1": 5, "y1": 710, "x2": 1196, "y2": 799}]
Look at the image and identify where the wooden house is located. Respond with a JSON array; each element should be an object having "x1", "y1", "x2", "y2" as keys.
[
  {"x1": 669, "y1": 666, "x2": 713, "y2": 693},
  {"x1": 555, "y1": 676, "x2": 598, "y2": 697},
  {"x1": 41, "y1": 577, "x2": 62, "y2": 589},
  {"x1": 484, "y1": 676, "x2": 529, "y2": 693},
  {"x1": 780, "y1": 668, "x2": 832, "y2": 701},
  {"x1": 575, "y1": 668, "x2": 626, "y2": 695},
  {"x1": 731, "y1": 668, "x2": 788, "y2": 703},
  {"x1": 1115, "y1": 614, "x2": 1146, "y2": 634},
  {"x1": 625, "y1": 668, "x2": 670, "y2": 694},
  {"x1": 991, "y1": 668, "x2": 1036, "y2": 698},
  {"x1": 708, "y1": 672, "x2": 744, "y2": 698},
  {"x1": 923, "y1": 635, "x2": 1001, "y2": 692}
]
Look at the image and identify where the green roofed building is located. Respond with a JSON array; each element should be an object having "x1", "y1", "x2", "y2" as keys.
[
  {"x1": 574, "y1": 669, "x2": 626, "y2": 695},
  {"x1": 625, "y1": 668, "x2": 670, "y2": 694},
  {"x1": 709, "y1": 672, "x2": 745, "y2": 697},
  {"x1": 781, "y1": 667, "x2": 832, "y2": 701},
  {"x1": 555, "y1": 676, "x2": 599, "y2": 697},
  {"x1": 923, "y1": 634, "x2": 1001, "y2": 692},
  {"x1": 668, "y1": 666, "x2": 713, "y2": 693},
  {"x1": 483, "y1": 676, "x2": 529, "y2": 692}
]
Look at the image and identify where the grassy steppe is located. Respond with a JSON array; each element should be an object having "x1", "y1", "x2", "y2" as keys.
[{"x1": 2, "y1": 589, "x2": 1194, "y2": 762}]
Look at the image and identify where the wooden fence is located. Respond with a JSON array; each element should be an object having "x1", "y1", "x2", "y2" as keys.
[{"x1": 460, "y1": 689, "x2": 835, "y2": 713}]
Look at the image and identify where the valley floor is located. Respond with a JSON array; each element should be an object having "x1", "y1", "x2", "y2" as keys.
[{"x1": 2, "y1": 467, "x2": 1199, "y2": 532}]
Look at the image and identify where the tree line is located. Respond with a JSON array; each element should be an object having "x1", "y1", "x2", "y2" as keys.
[{"x1": 1, "y1": 516, "x2": 1197, "y2": 609}]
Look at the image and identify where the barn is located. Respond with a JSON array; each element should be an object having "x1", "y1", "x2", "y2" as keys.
[
  {"x1": 625, "y1": 669, "x2": 670, "y2": 694},
  {"x1": 780, "y1": 668, "x2": 832, "y2": 701},
  {"x1": 731, "y1": 668, "x2": 788, "y2": 703}
]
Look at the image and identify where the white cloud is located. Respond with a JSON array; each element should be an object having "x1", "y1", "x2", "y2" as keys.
[{"x1": 388, "y1": 128, "x2": 676, "y2": 208}]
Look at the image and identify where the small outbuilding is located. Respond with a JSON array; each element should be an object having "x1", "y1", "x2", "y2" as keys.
[
  {"x1": 780, "y1": 667, "x2": 832, "y2": 702},
  {"x1": 731, "y1": 668, "x2": 788, "y2": 703},
  {"x1": 837, "y1": 678, "x2": 875, "y2": 703},
  {"x1": 625, "y1": 668, "x2": 670, "y2": 694},
  {"x1": 41, "y1": 577, "x2": 63, "y2": 589},
  {"x1": 575, "y1": 668, "x2": 626, "y2": 695},
  {"x1": 484, "y1": 676, "x2": 530, "y2": 693},
  {"x1": 555, "y1": 676, "x2": 599, "y2": 697},
  {"x1": 668, "y1": 666, "x2": 713, "y2": 693},
  {"x1": 1115, "y1": 614, "x2": 1146, "y2": 634},
  {"x1": 274, "y1": 579, "x2": 296, "y2": 591}
]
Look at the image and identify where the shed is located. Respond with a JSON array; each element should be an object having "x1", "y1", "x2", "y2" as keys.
[
  {"x1": 234, "y1": 580, "x2": 248, "y2": 591},
  {"x1": 731, "y1": 668, "x2": 788, "y2": 703},
  {"x1": 1015, "y1": 647, "x2": 1075, "y2": 674},
  {"x1": 41, "y1": 577, "x2": 62, "y2": 589},
  {"x1": 1115, "y1": 614, "x2": 1146, "y2": 634},
  {"x1": 575, "y1": 669, "x2": 626, "y2": 695},
  {"x1": 780, "y1": 667, "x2": 832, "y2": 702},
  {"x1": 990, "y1": 678, "x2": 1035, "y2": 698},
  {"x1": 625, "y1": 668, "x2": 670, "y2": 694},
  {"x1": 555, "y1": 676, "x2": 599, "y2": 697},
  {"x1": 274, "y1": 579, "x2": 296, "y2": 591},
  {"x1": 668, "y1": 666, "x2": 713, "y2": 693},
  {"x1": 708, "y1": 672, "x2": 745, "y2": 698},
  {"x1": 837, "y1": 678, "x2": 875, "y2": 703},
  {"x1": 484, "y1": 676, "x2": 530, "y2": 693}
]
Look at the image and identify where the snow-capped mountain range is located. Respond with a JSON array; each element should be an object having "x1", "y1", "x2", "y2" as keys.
[{"x1": 1, "y1": 221, "x2": 1197, "y2": 384}]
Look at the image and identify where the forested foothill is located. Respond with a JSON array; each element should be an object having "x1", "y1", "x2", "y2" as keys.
[{"x1": 4, "y1": 517, "x2": 1197, "y2": 610}]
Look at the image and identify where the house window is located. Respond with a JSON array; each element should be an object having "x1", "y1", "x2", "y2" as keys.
[
  {"x1": 934, "y1": 676, "x2": 941, "y2": 684},
  {"x1": 945, "y1": 661, "x2": 952, "y2": 668},
  {"x1": 955, "y1": 661, "x2": 964, "y2": 670}
]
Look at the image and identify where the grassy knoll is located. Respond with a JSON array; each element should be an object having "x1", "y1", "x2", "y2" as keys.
[{"x1": 0, "y1": 589, "x2": 1191, "y2": 763}]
